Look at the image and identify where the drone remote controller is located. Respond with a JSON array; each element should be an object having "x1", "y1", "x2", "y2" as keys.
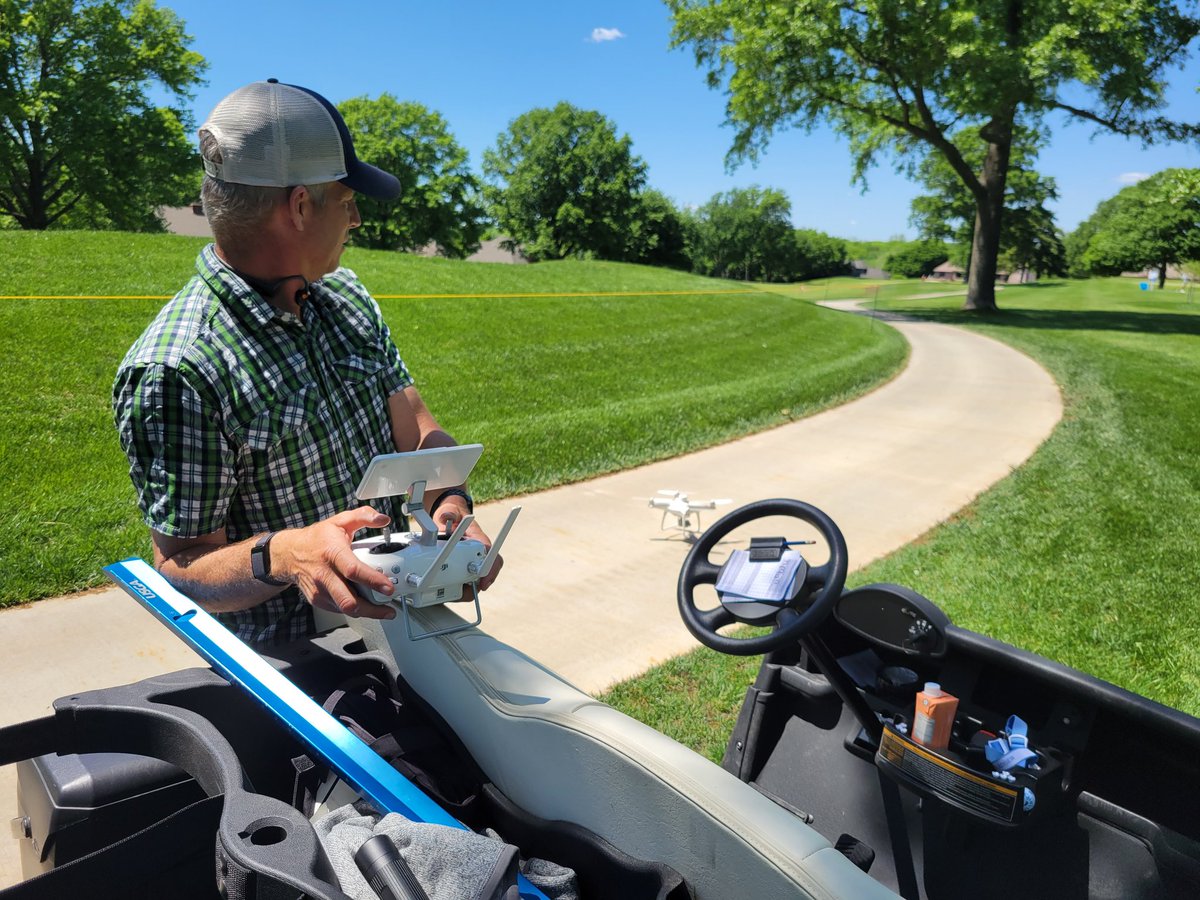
[{"x1": 348, "y1": 446, "x2": 520, "y2": 640}]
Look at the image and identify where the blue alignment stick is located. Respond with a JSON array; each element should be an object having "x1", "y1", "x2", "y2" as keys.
[{"x1": 105, "y1": 558, "x2": 549, "y2": 900}]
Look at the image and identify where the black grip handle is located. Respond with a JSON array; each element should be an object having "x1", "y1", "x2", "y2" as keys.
[{"x1": 354, "y1": 834, "x2": 431, "y2": 900}]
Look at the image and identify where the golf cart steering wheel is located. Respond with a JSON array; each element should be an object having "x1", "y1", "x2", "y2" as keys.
[{"x1": 677, "y1": 499, "x2": 848, "y2": 656}]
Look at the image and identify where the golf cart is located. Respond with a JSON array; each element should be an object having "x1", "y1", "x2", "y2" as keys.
[{"x1": 5, "y1": 450, "x2": 1200, "y2": 899}]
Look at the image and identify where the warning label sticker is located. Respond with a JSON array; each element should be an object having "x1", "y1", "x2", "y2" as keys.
[{"x1": 878, "y1": 729, "x2": 1018, "y2": 823}]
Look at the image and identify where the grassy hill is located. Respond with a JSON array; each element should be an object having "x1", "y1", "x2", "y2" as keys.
[
  {"x1": 1, "y1": 231, "x2": 730, "y2": 297},
  {"x1": 0, "y1": 231, "x2": 906, "y2": 605},
  {"x1": 843, "y1": 239, "x2": 909, "y2": 269}
]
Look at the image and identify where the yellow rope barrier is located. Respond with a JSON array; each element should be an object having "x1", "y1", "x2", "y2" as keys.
[{"x1": 0, "y1": 289, "x2": 764, "y2": 301}]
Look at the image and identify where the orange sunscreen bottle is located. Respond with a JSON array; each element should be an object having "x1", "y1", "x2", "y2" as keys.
[{"x1": 912, "y1": 682, "x2": 958, "y2": 750}]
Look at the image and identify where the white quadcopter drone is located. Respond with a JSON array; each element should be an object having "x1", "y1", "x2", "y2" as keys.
[
  {"x1": 350, "y1": 444, "x2": 520, "y2": 641},
  {"x1": 648, "y1": 489, "x2": 732, "y2": 534}
]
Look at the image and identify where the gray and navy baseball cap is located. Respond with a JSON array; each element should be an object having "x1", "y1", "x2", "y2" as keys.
[{"x1": 199, "y1": 79, "x2": 401, "y2": 200}]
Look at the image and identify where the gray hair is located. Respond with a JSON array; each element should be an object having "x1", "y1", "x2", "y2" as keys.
[{"x1": 199, "y1": 129, "x2": 331, "y2": 247}]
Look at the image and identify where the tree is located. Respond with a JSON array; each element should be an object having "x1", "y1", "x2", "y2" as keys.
[
  {"x1": 0, "y1": 0, "x2": 206, "y2": 230},
  {"x1": 1065, "y1": 194, "x2": 1122, "y2": 278},
  {"x1": 483, "y1": 102, "x2": 647, "y2": 261},
  {"x1": 910, "y1": 128, "x2": 1066, "y2": 278},
  {"x1": 794, "y1": 228, "x2": 849, "y2": 280},
  {"x1": 686, "y1": 186, "x2": 800, "y2": 281},
  {"x1": 627, "y1": 189, "x2": 690, "y2": 269},
  {"x1": 338, "y1": 95, "x2": 486, "y2": 258},
  {"x1": 667, "y1": 0, "x2": 1200, "y2": 311},
  {"x1": 997, "y1": 205, "x2": 1066, "y2": 279},
  {"x1": 1080, "y1": 168, "x2": 1200, "y2": 286},
  {"x1": 885, "y1": 241, "x2": 949, "y2": 279}
]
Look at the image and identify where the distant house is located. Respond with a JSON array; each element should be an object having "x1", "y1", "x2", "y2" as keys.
[
  {"x1": 416, "y1": 236, "x2": 529, "y2": 264},
  {"x1": 158, "y1": 203, "x2": 211, "y2": 238},
  {"x1": 463, "y1": 236, "x2": 528, "y2": 264},
  {"x1": 929, "y1": 261, "x2": 964, "y2": 282},
  {"x1": 161, "y1": 207, "x2": 529, "y2": 265},
  {"x1": 929, "y1": 262, "x2": 1040, "y2": 283},
  {"x1": 849, "y1": 259, "x2": 889, "y2": 279},
  {"x1": 1121, "y1": 265, "x2": 1183, "y2": 280}
]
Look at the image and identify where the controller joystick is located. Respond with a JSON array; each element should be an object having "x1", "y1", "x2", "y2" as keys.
[{"x1": 347, "y1": 445, "x2": 520, "y2": 641}]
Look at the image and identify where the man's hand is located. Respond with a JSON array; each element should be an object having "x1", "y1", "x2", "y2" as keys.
[
  {"x1": 388, "y1": 386, "x2": 503, "y2": 593},
  {"x1": 271, "y1": 506, "x2": 398, "y2": 619},
  {"x1": 433, "y1": 499, "x2": 504, "y2": 592}
]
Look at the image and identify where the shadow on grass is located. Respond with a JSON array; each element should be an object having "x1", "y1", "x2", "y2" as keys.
[
  {"x1": 888, "y1": 306, "x2": 1200, "y2": 337},
  {"x1": 1000, "y1": 281, "x2": 1069, "y2": 289}
]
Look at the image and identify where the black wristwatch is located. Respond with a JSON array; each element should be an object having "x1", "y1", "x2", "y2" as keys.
[
  {"x1": 251, "y1": 532, "x2": 289, "y2": 586},
  {"x1": 431, "y1": 487, "x2": 474, "y2": 514}
]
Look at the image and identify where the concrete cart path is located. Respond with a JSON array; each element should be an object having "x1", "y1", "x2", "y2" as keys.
[
  {"x1": 478, "y1": 300, "x2": 1061, "y2": 692},
  {"x1": 0, "y1": 301, "x2": 1062, "y2": 886}
]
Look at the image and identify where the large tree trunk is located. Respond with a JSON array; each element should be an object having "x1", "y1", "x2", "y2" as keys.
[
  {"x1": 962, "y1": 123, "x2": 1014, "y2": 313},
  {"x1": 1157, "y1": 259, "x2": 1168, "y2": 288},
  {"x1": 964, "y1": 204, "x2": 1002, "y2": 311}
]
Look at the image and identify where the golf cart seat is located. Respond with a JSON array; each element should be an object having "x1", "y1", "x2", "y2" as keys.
[{"x1": 345, "y1": 607, "x2": 897, "y2": 900}]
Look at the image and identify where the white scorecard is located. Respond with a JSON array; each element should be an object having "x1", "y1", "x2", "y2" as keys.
[{"x1": 354, "y1": 444, "x2": 484, "y2": 501}]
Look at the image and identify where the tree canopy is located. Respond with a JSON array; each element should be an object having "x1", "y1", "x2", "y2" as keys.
[
  {"x1": 338, "y1": 95, "x2": 485, "y2": 258},
  {"x1": 667, "y1": 0, "x2": 1200, "y2": 310},
  {"x1": 0, "y1": 0, "x2": 206, "y2": 230},
  {"x1": 482, "y1": 102, "x2": 647, "y2": 261},
  {"x1": 1064, "y1": 194, "x2": 1122, "y2": 278},
  {"x1": 685, "y1": 186, "x2": 800, "y2": 282},
  {"x1": 793, "y1": 228, "x2": 849, "y2": 280},
  {"x1": 910, "y1": 128, "x2": 1066, "y2": 278},
  {"x1": 885, "y1": 241, "x2": 949, "y2": 279},
  {"x1": 626, "y1": 188, "x2": 691, "y2": 270},
  {"x1": 1078, "y1": 169, "x2": 1200, "y2": 285}
]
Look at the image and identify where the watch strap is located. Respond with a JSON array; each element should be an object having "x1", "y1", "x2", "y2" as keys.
[
  {"x1": 431, "y1": 487, "x2": 474, "y2": 514},
  {"x1": 251, "y1": 532, "x2": 288, "y2": 586}
]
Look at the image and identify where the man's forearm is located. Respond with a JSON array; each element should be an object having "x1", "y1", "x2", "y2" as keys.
[
  {"x1": 156, "y1": 535, "x2": 286, "y2": 612},
  {"x1": 153, "y1": 508, "x2": 399, "y2": 621}
]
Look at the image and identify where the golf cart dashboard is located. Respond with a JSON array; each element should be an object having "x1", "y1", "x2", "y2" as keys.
[
  {"x1": 817, "y1": 584, "x2": 1200, "y2": 843},
  {"x1": 833, "y1": 583, "x2": 951, "y2": 659}
]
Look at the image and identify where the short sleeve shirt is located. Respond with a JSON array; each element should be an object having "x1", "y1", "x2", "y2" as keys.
[{"x1": 113, "y1": 245, "x2": 413, "y2": 644}]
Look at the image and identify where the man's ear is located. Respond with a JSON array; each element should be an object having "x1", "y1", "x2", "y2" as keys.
[{"x1": 286, "y1": 185, "x2": 310, "y2": 231}]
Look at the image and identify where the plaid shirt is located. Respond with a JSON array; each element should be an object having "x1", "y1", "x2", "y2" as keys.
[{"x1": 113, "y1": 245, "x2": 413, "y2": 644}]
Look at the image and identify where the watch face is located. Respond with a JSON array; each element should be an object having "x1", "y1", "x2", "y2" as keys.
[
  {"x1": 253, "y1": 532, "x2": 284, "y2": 585},
  {"x1": 252, "y1": 542, "x2": 267, "y2": 579}
]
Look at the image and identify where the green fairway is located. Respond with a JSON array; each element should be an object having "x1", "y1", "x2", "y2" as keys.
[
  {"x1": 0, "y1": 231, "x2": 735, "y2": 298},
  {"x1": 604, "y1": 278, "x2": 1200, "y2": 756},
  {"x1": 0, "y1": 231, "x2": 906, "y2": 605},
  {"x1": 765, "y1": 276, "x2": 968, "y2": 303}
]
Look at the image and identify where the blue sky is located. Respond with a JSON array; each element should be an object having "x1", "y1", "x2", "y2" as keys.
[{"x1": 160, "y1": 0, "x2": 1200, "y2": 241}]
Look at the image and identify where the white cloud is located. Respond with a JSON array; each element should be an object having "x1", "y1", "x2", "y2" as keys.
[
  {"x1": 588, "y1": 27, "x2": 626, "y2": 43},
  {"x1": 1117, "y1": 171, "x2": 1150, "y2": 185}
]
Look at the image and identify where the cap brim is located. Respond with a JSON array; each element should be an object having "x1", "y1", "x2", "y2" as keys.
[{"x1": 341, "y1": 161, "x2": 401, "y2": 201}]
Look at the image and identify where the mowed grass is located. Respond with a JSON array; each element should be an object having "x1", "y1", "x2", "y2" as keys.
[
  {"x1": 0, "y1": 231, "x2": 906, "y2": 605},
  {"x1": 604, "y1": 278, "x2": 1200, "y2": 758},
  {"x1": 0, "y1": 231, "x2": 734, "y2": 297},
  {"x1": 766, "y1": 275, "x2": 968, "y2": 303}
]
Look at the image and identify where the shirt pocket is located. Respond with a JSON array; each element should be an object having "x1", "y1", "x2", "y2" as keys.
[
  {"x1": 332, "y1": 351, "x2": 389, "y2": 387},
  {"x1": 232, "y1": 384, "x2": 324, "y2": 468},
  {"x1": 330, "y1": 352, "x2": 395, "y2": 449}
]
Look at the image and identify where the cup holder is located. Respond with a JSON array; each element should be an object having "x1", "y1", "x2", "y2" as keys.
[{"x1": 241, "y1": 817, "x2": 290, "y2": 846}]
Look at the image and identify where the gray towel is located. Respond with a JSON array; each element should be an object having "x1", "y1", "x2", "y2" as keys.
[{"x1": 314, "y1": 805, "x2": 578, "y2": 900}]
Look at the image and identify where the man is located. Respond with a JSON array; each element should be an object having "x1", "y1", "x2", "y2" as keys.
[{"x1": 113, "y1": 80, "x2": 499, "y2": 645}]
